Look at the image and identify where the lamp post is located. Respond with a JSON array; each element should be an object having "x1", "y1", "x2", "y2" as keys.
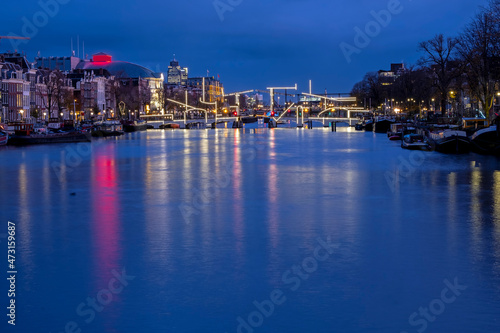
[
  {"x1": 296, "y1": 106, "x2": 302, "y2": 127},
  {"x1": 73, "y1": 99, "x2": 77, "y2": 123},
  {"x1": 19, "y1": 109, "x2": 24, "y2": 121}
]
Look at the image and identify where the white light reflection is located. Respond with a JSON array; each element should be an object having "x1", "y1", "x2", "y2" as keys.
[
  {"x1": 492, "y1": 171, "x2": 500, "y2": 277},
  {"x1": 470, "y1": 169, "x2": 483, "y2": 261},
  {"x1": 144, "y1": 131, "x2": 171, "y2": 267}
]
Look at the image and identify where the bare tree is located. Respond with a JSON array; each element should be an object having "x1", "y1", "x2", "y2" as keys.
[
  {"x1": 37, "y1": 69, "x2": 74, "y2": 120},
  {"x1": 457, "y1": 6, "x2": 500, "y2": 123},
  {"x1": 418, "y1": 34, "x2": 463, "y2": 115},
  {"x1": 38, "y1": 70, "x2": 59, "y2": 119},
  {"x1": 393, "y1": 67, "x2": 433, "y2": 115},
  {"x1": 110, "y1": 76, "x2": 140, "y2": 118}
]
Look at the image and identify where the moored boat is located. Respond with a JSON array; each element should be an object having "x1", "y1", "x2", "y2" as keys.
[
  {"x1": 185, "y1": 122, "x2": 206, "y2": 129},
  {"x1": 364, "y1": 118, "x2": 374, "y2": 132},
  {"x1": 388, "y1": 123, "x2": 417, "y2": 140},
  {"x1": 159, "y1": 123, "x2": 180, "y2": 129},
  {"x1": 0, "y1": 130, "x2": 8, "y2": 146},
  {"x1": 241, "y1": 116, "x2": 259, "y2": 124},
  {"x1": 373, "y1": 116, "x2": 394, "y2": 133},
  {"x1": 388, "y1": 123, "x2": 404, "y2": 140},
  {"x1": 470, "y1": 125, "x2": 500, "y2": 155},
  {"x1": 92, "y1": 119, "x2": 124, "y2": 137},
  {"x1": 427, "y1": 129, "x2": 471, "y2": 154},
  {"x1": 8, "y1": 123, "x2": 91, "y2": 146},
  {"x1": 401, "y1": 134, "x2": 430, "y2": 150},
  {"x1": 123, "y1": 120, "x2": 148, "y2": 132},
  {"x1": 47, "y1": 118, "x2": 64, "y2": 131}
]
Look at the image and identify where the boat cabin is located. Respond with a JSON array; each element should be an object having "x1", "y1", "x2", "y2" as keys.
[
  {"x1": 12, "y1": 123, "x2": 34, "y2": 136},
  {"x1": 63, "y1": 120, "x2": 74, "y2": 128},
  {"x1": 462, "y1": 118, "x2": 488, "y2": 130},
  {"x1": 48, "y1": 118, "x2": 63, "y2": 129}
]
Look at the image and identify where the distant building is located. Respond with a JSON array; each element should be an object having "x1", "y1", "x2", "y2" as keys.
[
  {"x1": 167, "y1": 57, "x2": 188, "y2": 85},
  {"x1": 35, "y1": 56, "x2": 82, "y2": 72},
  {"x1": 0, "y1": 53, "x2": 33, "y2": 121},
  {"x1": 225, "y1": 94, "x2": 247, "y2": 109},
  {"x1": 186, "y1": 76, "x2": 224, "y2": 103},
  {"x1": 73, "y1": 73, "x2": 108, "y2": 115},
  {"x1": 251, "y1": 94, "x2": 264, "y2": 108},
  {"x1": 378, "y1": 63, "x2": 406, "y2": 86}
]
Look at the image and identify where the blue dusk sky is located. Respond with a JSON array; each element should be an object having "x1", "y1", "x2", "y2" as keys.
[{"x1": 0, "y1": 0, "x2": 490, "y2": 94}]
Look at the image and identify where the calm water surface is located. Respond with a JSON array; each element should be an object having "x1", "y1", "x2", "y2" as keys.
[{"x1": 1, "y1": 126, "x2": 500, "y2": 332}]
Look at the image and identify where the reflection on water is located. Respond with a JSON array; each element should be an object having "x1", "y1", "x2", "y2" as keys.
[
  {"x1": 91, "y1": 144, "x2": 121, "y2": 280},
  {"x1": 91, "y1": 144, "x2": 122, "y2": 331},
  {"x1": 1, "y1": 129, "x2": 500, "y2": 332}
]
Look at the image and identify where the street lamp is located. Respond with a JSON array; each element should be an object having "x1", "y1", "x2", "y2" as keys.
[
  {"x1": 19, "y1": 109, "x2": 24, "y2": 121},
  {"x1": 73, "y1": 99, "x2": 77, "y2": 123}
]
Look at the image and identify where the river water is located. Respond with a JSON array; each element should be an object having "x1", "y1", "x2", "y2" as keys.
[{"x1": 1, "y1": 126, "x2": 500, "y2": 332}]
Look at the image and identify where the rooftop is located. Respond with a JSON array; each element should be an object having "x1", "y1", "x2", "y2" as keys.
[{"x1": 75, "y1": 53, "x2": 161, "y2": 79}]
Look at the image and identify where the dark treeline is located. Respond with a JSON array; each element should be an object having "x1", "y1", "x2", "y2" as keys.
[{"x1": 351, "y1": 0, "x2": 500, "y2": 123}]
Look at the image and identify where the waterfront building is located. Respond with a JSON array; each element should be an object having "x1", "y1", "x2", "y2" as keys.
[
  {"x1": 25, "y1": 68, "x2": 49, "y2": 120},
  {"x1": 74, "y1": 72, "x2": 109, "y2": 117},
  {"x1": 75, "y1": 53, "x2": 164, "y2": 115},
  {"x1": 0, "y1": 52, "x2": 77, "y2": 122},
  {"x1": 0, "y1": 55, "x2": 30, "y2": 122},
  {"x1": 186, "y1": 76, "x2": 224, "y2": 103}
]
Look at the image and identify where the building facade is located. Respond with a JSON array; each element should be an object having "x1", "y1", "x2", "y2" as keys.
[
  {"x1": 167, "y1": 58, "x2": 188, "y2": 85},
  {"x1": 186, "y1": 76, "x2": 224, "y2": 103}
]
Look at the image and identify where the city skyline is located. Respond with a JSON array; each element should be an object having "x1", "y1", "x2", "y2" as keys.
[{"x1": 1, "y1": 0, "x2": 490, "y2": 93}]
